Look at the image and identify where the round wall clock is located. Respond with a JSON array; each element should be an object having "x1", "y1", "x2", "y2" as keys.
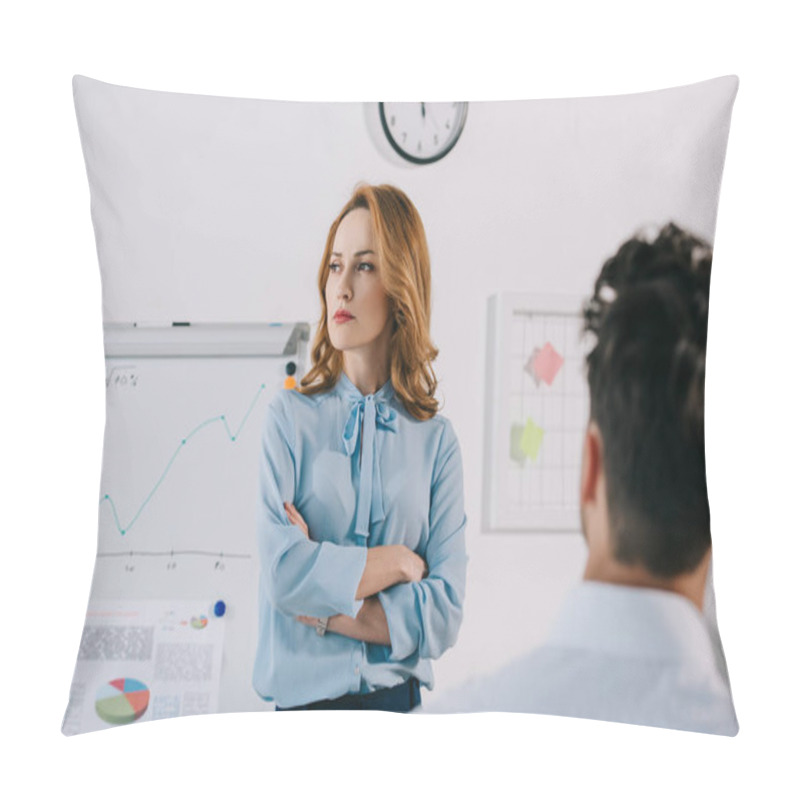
[{"x1": 378, "y1": 102, "x2": 468, "y2": 164}]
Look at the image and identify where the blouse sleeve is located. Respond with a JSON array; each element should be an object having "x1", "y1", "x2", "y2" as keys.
[
  {"x1": 257, "y1": 392, "x2": 367, "y2": 619},
  {"x1": 377, "y1": 418, "x2": 468, "y2": 661}
]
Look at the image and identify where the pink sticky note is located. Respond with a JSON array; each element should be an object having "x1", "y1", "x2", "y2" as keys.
[{"x1": 525, "y1": 342, "x2": 564, "y2": 387}]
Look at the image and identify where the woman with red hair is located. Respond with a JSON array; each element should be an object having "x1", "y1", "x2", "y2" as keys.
[{"x1": 252, "y1": 183, "x2": 467, "y2": 712}]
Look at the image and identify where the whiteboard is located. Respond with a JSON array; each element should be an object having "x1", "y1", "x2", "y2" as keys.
[
  {"x1": 68, "y1": 323, "x2": 309, "y2": 730},
  {"x1": 483, "y1": 294, "x2": 591, "y2": 531}
]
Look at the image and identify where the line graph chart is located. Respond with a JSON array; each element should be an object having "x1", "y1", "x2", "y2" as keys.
[
  {"x1": 100, "y1": 382, "x2": 268, "y2": 538},
  {"x1": 94, "y1": 323, "x2": 307, "y2": 569}
]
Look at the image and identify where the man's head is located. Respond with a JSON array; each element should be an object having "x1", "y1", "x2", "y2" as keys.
[{"x1": 579, "y1": 223, "x2": 712, "y2": 589}]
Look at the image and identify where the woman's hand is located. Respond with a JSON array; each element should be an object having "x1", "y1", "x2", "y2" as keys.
[
  {"x1": 284, "y1": 502, "x2": 310, "y2": 539},
  {"x1": 401, "y1": 547, "x2": 429, "y2": 583},
  {"x1": 295, "y1": 599, "x2": 391, "y2": 646},
  {"x1": 286, "y1": 501, "x2": 427, "y2": 618},
  {"x1": 284, "y1": 502, "x2": 427, "y2": 582}
]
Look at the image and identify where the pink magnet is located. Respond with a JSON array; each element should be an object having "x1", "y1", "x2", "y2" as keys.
[{"x1": 525, "y1": 342, "x2": 564, "y2": 387}]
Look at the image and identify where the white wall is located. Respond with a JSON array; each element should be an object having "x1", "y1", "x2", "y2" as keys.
[{"x1": 77, "y1": 75, "x2": 736, "y2": 689}]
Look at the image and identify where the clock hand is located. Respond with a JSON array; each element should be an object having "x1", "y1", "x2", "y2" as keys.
[{"x1": 421, "y1": 102, "x2": 426, "y2": 121}]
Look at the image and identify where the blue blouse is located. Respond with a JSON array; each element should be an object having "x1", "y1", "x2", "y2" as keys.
[{"x1": 252, "y1": 372, "x2": 468, "y2": 708}]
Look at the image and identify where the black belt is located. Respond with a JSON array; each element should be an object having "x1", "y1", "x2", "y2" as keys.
[{"x1": 276, "y1": 678, "x2": 420, "y2": 713}]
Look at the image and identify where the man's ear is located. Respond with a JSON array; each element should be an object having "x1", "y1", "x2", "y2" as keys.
[{"x1": 580, "y1": 421, "x2": 604, "y2": 508}]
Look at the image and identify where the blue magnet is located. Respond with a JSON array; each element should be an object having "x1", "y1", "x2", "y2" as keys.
[{"x1": 213, "y1": 600, "x2": 226, "y2": 618}]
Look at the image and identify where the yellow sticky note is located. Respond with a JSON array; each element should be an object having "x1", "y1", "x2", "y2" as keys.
[{"x1": 520, "y1": 418, "x2": 544, "y2": 462}]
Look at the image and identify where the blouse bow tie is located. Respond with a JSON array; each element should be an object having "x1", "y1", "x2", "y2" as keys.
[{"x1": 342, "y1": 394, "x2": 398, "y2": 538}]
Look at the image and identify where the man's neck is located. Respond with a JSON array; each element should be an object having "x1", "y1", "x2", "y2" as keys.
[{"x1": 583, "y1": 555, "x2": 709, "y2": 612}]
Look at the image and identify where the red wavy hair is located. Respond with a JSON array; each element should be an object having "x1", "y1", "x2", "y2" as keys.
[{"x1": 298, "y1": 183, "x2": 439, "y2": 420}]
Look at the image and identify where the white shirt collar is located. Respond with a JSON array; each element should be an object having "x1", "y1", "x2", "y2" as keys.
[{"x1": 546, "y1": 581, "x2": 719, "y2": 671}]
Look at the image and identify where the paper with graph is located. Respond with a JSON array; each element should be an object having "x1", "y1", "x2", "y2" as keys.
[
  {"x1": 62, "y1": 599, "x2": 226, "y2": 736},
  {"x1": 484, "y1": 294, "x2": 590, "y2": 531},
  {"x1": 63, "y1": 323, "x2": 308, "y2": 732}
]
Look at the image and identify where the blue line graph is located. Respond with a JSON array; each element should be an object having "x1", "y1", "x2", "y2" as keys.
[{"x1": 100, "y1": 383, "x2": 268, "y2": 537}]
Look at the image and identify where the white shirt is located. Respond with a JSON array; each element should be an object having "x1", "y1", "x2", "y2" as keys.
[{"x1": 420, "y1": 581, "x2": 738, "y2": 735}]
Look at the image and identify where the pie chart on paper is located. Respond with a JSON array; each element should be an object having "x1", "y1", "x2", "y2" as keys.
[{"x1": 94, "y1": 678, "x2": 150, "y2": 725}]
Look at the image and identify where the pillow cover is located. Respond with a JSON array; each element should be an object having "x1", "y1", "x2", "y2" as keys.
[{"x1": 64, "y1": 75, "x2": 738, "y2": 735}]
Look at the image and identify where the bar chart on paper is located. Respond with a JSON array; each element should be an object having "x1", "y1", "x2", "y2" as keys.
[{"x1": 484, "y1": 294, "x2": 590, "y2": 531}]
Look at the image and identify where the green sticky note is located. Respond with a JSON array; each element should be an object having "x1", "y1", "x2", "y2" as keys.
[
  {"x1": 510, "y1": 423, "x2": 526, "y2": 465},
  {"x1": 520, "y1": 418, "x2": 544, "y2": 462}
]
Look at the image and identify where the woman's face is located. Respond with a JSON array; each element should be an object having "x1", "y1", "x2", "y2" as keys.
[{"x1": 325, "y1": 208, "x2": 392, "y2": 358}]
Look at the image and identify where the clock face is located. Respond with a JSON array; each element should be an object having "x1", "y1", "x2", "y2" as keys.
[{"x1": 379, "y1": 102, "x2": 468, "y2": 164}]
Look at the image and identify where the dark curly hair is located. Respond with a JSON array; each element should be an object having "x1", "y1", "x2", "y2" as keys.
[{"x1": 583, "y1": 222, "x2": 712, "y2": 578}]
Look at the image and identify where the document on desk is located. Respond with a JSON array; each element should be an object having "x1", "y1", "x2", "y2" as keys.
[{"x1": 63, "y1": 599, "x2": 225, "y2": 735}]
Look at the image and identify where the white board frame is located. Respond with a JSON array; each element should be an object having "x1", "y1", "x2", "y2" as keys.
[{"x1": 483, "y1": 293, "x2": 589, "y2": 532}]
